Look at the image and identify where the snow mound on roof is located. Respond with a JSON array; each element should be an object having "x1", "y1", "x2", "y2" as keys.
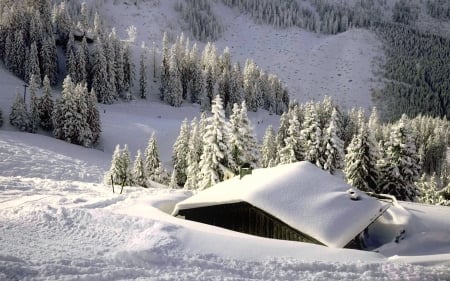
[{"x1": 174, "y1": 161, "x2": 388, "y2": 248}]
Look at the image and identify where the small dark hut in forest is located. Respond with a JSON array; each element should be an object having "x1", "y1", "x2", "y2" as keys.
[{"x1": 173, "y1": 162, "x2": 390, "y2": 249}]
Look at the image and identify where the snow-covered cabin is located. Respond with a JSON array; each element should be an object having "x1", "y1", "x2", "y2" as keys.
[{"x1": 173, "y1": 161, "x2": 391, "y2": 249}]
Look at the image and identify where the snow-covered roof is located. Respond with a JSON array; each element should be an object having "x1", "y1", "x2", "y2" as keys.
[{"x1": 173, "y1": 161, "x2": 390, "y2": 248}]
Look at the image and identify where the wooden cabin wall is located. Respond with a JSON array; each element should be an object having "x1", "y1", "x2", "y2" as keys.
[{"x1": 179, "y1": 202, "x2": 323, "y2": 245}]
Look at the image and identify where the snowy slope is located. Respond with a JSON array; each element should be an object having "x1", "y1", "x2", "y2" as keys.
[
  {"x1": 98, "y1": 0, "x2": 383, "y2": 111},
  {"x1": 1, "y1": 131, "x2": 450, "y2": 280},
  {"x1": 0, "y1": 1, "x2": 450, "y2": 279}
]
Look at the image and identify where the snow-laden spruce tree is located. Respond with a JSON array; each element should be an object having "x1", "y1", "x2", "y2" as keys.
[
  {"x1": 188, "y1": 43, "x2": 203, "y2": 104},
  {"x1": 322, "y1": 108, "x2": 344, "y2": 174},
  {"x1": 76, "y1": 40, "x2": 88, "y2": 85},
  {"x1": 165, "y1": 46, "x2": 183, "y2": 107},
  {"x1": 105, "y1": 144, "x2": 132, "y2": 188},
  {"x1": 261, "y1": 125, "x2": 277, "y2": 168},
  {"x1": 104, "y1": 36, "x2": 118, "y2": 101},
  {"x1": 66, "y1": 48, "x2": 77, "y2": 84},
  {"x1": 279, "y1": 110, "x2": 302, "y2": 165},
  {"x1": 152, "y1": 162, "x2": 169, "y2": 185},
  {"x1": 276, "y1": 111, "x2": 290, "y2": 152},
  {"x1": 377, "y1": 114, "x2": 421, "y2": 201},
  {"x1": 144, "y1": 133, "x2": 162, "y2": 181},
  {"x1": 169, "y1": 169, "x2": 178, "y2": 189},
  {"x1": 28, "y1": 74, "x2": 41, "y2": 134},
  {"x1": 239, "y1": 101, "x2": 259, "y2": 167},
  {"x1": 0, "y1": 108, "x2": 3, "y2": 128},
  {"x1": 160, "y1": 32, "x2": 170, "y2": 101},
  {"x1": 38, "y1": 76, "x2": 54, "y2": 131},
  {"x1": 122, "y1": 43, "x2": 134, "y2": 95},
  {"x1": 172, "y1": 118, "x2": 190, "y2": 186},
  {"x1": 184, "y1": 118, "x2": 201, "y2": 190},
  {"x1": 228, "y1": 103, "x2": 245, "y2": 172},
  {"x1": 26, "y1": 42, "x2": 41, "y2": 85},
  {"x1": 227, "y1": 101, "x2": 259, "y2": 170},
  {"x1": 9, "y1": 89, "x2": 29, "y2": 131},
  {"x1": 52, "y1": 76, "x2": 93, "y2": 146},
  {"x1": 40, "y1": 36, "x2": 58, "y2": 85},
  {"x1": 344, "y1": 122, "x2": 380, "y2": 192},
  {"x1": 132, "y1": 149, "x2": 147, "y2": 187},
  {"x1": 91, "y1": 42, "x2": 111, "y2": 104},
  {"x1": 199, "y1": 95, "x2": 233, "y2": 189},
  {"x1": 300, "y1": 103, "x2": 323, "y2": 167},
  {"x1": 85, "y1": 88, "x2": 101, "y2": 145}
]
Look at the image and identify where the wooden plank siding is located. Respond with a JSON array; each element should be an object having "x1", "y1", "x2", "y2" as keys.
[{"x1": 178, "y1": 202, "x2": 325, "y2": 246}]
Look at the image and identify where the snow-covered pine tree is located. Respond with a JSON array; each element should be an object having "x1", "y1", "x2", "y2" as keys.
[
  {"x1": 188, "y1": 43, "x2": 203, "y2": 104},
  {"x1": 199, "y1": 95, "x2": 233, "y2": 189},
  {"x1": 66, "y1": 48, "x2": 77, "y2": 84},
  {"x1": 417, "y1": 173, "x2": 440, "y2": 205},
  {"x1": 229, "y1": 62, "x2": 243, "y2": 109},
  {"x1": 184, "y1": 117, "x2": 202, "y2": 190},
  {"x1": 261, "y1": 125, "x2": 277, "y2": 168},
  {"x1": 172, "y1": 118, "x2": 190, "y2": 186},
  {"x1": 139, "y1": 45, "x2": 147, "y2": 99},
  {"x1": 276, "y1": 110, "x2": 290, "y2": 153},
  {"x1": 300, "y1": 103, "x2": 323, "y2": 167},
  {"x1": 322, "y1": 108, "x2": 344, "y2": 174},
  {"x1": 228, "y1": 103, "x2": 244, "y2": 172},
  {"x1": 91, "y1": 42, "x2": 111, "y2": 104},
  {"x1": 152, "y1": 162, "x2": 169, "y2": 185},
  {"x1": 243, "y1": 59, "x2": 258, "y2": 112},
  {"x1": 105, "y1": 144, "x2": 132, "y2": 187},
  {"x1": 9, "y1": 89, "x2": 29, "y2": 131},
  {"x1": 26, "y1": 42, "x2": 41, "y2": 85},
  {"x1": 377, "y1": 114, "x2": 421, "y2": 201},
  {"x1": 38, "y1": 75, "x2": 53, "y2": 130},
  {"x1": 144, "y1": 133, "x2": 162, "y2": 180},
  {"x1": 184, "y1": 148, "x2": 200, "y2": 190},
  {"x1": 160, "y1": 32, "x2": 170, "y2": 101},
  {"x1": 11, "y1": 30, "x2": 26, "y2": 79},
  {"x1": 0, "y1": 108, "x2": 3, "y2": 128},
  {"x1": 122, "y1": 43, "x2": 134, "y2": 94},
  {"x1": 52, "y1": 75, "x2": 84, "y2": 145},
  {"x1": 76, "y1": 42, "x2": 88, "y2": 85},
  {"x1": 165, "y1": 45, "x2": 183, "y2": 107},
  {"x1": 75, "y1": 83, "x2": 93, "y2": 147},
  {"x1": 344, "y1": 122, "x2": 379, "y2": 192},
  {"x1": 104, "y1": 36, "x2": 118, "y2": 102},
  {"x1": 86, "y1": 88, "x2": 101, "y2": 145},
  {"x1": 40, "y1": 36, "x2": 58, "y2": 85},
  {"x1": 316, "y1": 96, "x2": 334, "y2": 129},
  {"x1": 28, "y1": 74, "x2": 41, "y2": 134},
  {"x1": 239, "y1": 101, "x2": 259, "y2": 167},
  {"x1": 132, "y1": 149, "x2": 147, "y2": 187},
  {"x1": 169, "y1": 169, "x2": 178, "y2": 189},
  {"x1": 280, "y1": 105, "x2": 302, "y2": 164}
]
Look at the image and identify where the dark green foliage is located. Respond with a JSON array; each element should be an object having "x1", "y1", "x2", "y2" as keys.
[{"x1": 374, "y1": 23, "x2": 450, "y2": 121}]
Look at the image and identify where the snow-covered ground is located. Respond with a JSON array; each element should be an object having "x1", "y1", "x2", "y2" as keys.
[
  {"x1": 1, "y1": 1, "x2": 450, "y2": 279},
  {"x1": 1, "y1": 131, "x2": 450, "y2": 280}
]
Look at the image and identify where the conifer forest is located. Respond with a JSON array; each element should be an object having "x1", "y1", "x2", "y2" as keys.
[{"x1": 1, "y1": 0, "x2": 450, "y2": 206}]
